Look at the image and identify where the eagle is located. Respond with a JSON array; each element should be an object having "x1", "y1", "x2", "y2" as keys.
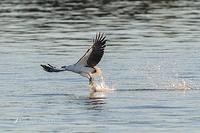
[{"x1": 41, "y1": 33, "x2": 106, "y2": 92}]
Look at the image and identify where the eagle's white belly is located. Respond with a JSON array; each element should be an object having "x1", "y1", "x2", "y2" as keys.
[{"x1": 66, "y1": 64, "x2": 90, "y2": 74}]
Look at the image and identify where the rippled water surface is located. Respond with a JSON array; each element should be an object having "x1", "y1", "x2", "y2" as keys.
[{"x1": 1, "y1": 0, "x2": 200, "y2": 132}]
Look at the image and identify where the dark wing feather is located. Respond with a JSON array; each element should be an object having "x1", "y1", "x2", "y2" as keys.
[
  {"x1": 41, "y1": 64, "x2": 64, "y2": 72},
  {"x1": 75, "y1": 33, "x2": 106, "y2": 67},
  {"x1": 87, "y1": 33, "x2": 106, "y2": 67}
]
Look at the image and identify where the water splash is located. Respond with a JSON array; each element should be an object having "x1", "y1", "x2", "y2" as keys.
[
  {"x1": 177, "y1": 79, "x2": 193, "y2": 90},
  {"x1": 94, "y1": 76, "x2": 116, "y2": 92},
  {"x1": 130, "y1": 58, "x2": 196, "y2": 90}
]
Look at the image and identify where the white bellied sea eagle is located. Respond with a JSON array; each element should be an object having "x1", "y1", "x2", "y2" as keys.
[{"x1": 41, "y1": 33, "x2": 106, "y2": 92}]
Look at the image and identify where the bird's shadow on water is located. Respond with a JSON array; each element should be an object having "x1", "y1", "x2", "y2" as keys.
[
  {"x1": 31, "y1": 84, "x2": 197, "y2": 99},
  {"x1": 31, "y1": 93, "x2": 82, "y2": 96},
  {"x1": 30, "y1": 81, "x2": 197, "y2": 99}
]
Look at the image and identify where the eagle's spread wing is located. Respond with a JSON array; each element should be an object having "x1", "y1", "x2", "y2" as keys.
[
  {"x1": 75, "y1": 33, "x2": 106, "y2": 67},
  {"x1": 41, "y1": 64, "x2": 64, "y2": 72}
]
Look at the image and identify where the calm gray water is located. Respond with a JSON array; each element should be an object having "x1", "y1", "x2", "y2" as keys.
[{"x1": 1, "y1": 0, "x2": 200, "y2": 132}]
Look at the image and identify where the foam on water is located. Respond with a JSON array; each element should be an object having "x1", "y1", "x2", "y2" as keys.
[{"x1": 94, "y1": 76, "x2": 116, "y2": 92}]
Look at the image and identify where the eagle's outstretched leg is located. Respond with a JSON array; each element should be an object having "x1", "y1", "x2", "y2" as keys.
[
  {"x1": 89, "y1": 77, "x2": 97, "y2": 92},
  {"x1": 80, "y1": 72, "x2": 97, "y2": 92}
]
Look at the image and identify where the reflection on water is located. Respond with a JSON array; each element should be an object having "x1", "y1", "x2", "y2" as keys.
[
  {"x1": 1, "y1": 0, "x2": 200, "y2": 132},
  {"x1": 86, "y1": 94, "x2": 106, "y2": 110}
]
